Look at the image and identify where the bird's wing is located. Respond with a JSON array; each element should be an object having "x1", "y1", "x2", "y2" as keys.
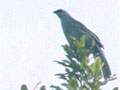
[{"x1": 76, "y1": 21, "x2": 104, "y2": 48}]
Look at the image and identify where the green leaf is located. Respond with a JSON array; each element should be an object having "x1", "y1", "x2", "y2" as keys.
[
  {"x1": 54, "y1": 60, "x2": 68, "y2": 67},
  {"x1": 112, "y1": 87, "x2": 119, "y2": 90},
  {"x1": 69, "y1": 37, "x2": 78, "y2": 46},
  {"x1": 50, "y1": 85, "x2": 63, "y2": 90},
  {"x1": 79, "y1": 85, "x2": 89, "y2": 90},
  {"x1": 79, "y1": 35, "x2": 86, "y2": 47},
  {"x1": 91, "y1": 57, "x2": 103, "y2": 79},
  {"x1": 67, "y1": 76, "x2": 79, "y2": 90},
  {"x1": 39, "y1": 85, "x2": 46, "y2": 90},
  {"x1": 55, "y1": 73, "x2": 67, "y2": 80},
  {"x1": 21, "y1": 84, "x2": 28, "y2": 90},
  {"x1": 62, "y1": 45, "x2": 75, "y2": 57}
]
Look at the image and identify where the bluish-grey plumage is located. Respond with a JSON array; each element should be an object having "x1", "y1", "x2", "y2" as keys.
[{"x1": 54, "y1": 9, "x2": 111, "y2": 79}]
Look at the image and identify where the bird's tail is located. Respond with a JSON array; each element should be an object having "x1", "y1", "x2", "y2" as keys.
[{"x1": 93, "y1": 46, "x2": 111, "y2": 79}]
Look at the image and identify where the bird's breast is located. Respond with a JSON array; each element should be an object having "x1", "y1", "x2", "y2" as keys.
[{"x1": 61, "y1": 21, "x2": 83, "y2": 40}]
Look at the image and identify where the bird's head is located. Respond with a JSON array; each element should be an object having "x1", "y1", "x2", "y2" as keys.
[{"x1": 53, "y1": 9, "x2": 72, "y2": 20}]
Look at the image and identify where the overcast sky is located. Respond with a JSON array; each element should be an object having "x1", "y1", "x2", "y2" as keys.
[{"x1": 0, "y1": 0, "x2": 120, "y2": 90}]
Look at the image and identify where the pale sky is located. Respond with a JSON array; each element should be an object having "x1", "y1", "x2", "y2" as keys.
[{"x1": 0, "y1": 0, "x2": 120, "y2": 90}]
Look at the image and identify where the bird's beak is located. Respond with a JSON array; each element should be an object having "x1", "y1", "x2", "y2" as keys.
[{"x1": 53, "y1": 10, "x2": 57, "y2": 14}]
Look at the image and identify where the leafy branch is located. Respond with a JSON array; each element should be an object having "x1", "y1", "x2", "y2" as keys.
[{"x1": 21, "y1": 36, "x2": 118, "y2": 90}]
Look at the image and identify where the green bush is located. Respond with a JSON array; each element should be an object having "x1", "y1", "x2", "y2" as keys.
[{"x1": 21, "y1": 36, "x2": 118, "y2": 90}]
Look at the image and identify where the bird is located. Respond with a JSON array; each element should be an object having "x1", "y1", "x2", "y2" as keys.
[{"x1": 54, "y1": 9, "x2": 111, "y2": 79}]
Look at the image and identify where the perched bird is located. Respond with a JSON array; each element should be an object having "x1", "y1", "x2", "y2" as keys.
[{"x1": 54, "y1": 9, "x2": 111, "y2": 79}]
